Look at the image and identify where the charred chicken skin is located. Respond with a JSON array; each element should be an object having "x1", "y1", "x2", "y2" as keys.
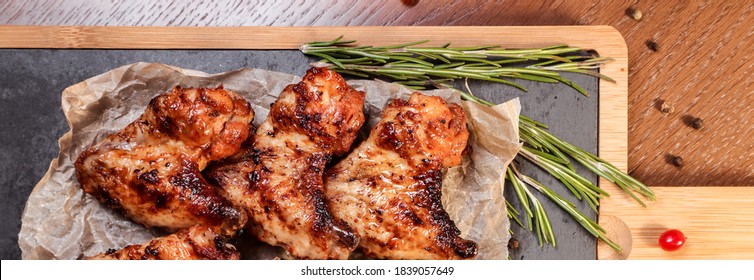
[
  {"x1": 75, "y1": 86, "x2": 252, "y2": 236},
  {"x1": 87, "y1": 225, "x2": 239, "y2": 260},
  {"x1": 205, "y1": 67, "x2": 365, "y2": 259},
  {"x1": 324, "y1": 92, "x2": 478, "y2": 259}
]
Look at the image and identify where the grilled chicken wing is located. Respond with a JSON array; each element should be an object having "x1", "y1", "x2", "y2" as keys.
[
  {"x1": 75, "y1": 86, "x2": 252, "y2": 235},
  {"x1": 205, "y1": 67, "x2": 365, "y2": 259},
  {"x1": 87, "y1": 225, "x2": 239, "y2": 260},
  {"x1": 324, "y1": 92, "x2": 477, "y2": 259}
]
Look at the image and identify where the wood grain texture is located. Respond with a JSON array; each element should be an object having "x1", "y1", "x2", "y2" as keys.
[
  {"x1": 0, "y1": 0, "x2": 750, "y2": 186},
  {"x1": 600, "y1": 186, "x2": 754, "y2": 259}
]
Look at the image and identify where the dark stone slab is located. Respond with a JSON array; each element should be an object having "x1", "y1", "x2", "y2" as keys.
[{"x1": 0, "y1": 49, "x2": 597, "y2": 260}]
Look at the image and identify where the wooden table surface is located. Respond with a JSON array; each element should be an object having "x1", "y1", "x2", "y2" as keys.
[{"x1": 2, "y1": 0, "x2": 751, "y2": 186}]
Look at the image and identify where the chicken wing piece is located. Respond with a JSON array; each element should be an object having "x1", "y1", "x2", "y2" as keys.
[
  {"x1": 324, "y1": 92, "x2": 478, "y2": 259},
  {"x1": 75, "y1": 86, "x2": 252, "y2": 235},
  {"x1": 205, "y1": 67, "x2": 365, "y2": 259},
  {"x1": 87, "y1": 224, "x2": 239, "y2": 260}
]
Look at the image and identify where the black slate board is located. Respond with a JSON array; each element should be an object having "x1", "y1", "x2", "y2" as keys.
[{"x1": 0, "y1": 49, "x2": 597, "y2": 260}]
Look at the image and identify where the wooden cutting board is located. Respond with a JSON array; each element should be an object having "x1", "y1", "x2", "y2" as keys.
[{"x1": 2, "y1": 25, "x2": 750, "y2": 259}]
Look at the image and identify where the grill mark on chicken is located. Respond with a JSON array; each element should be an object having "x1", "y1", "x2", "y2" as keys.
[
  {"x1": 75, "y1": 86, "x2": 252, "y2": 236},
  {"x1": 415, "y1": 166, "x2": 477, "y2": 259},
  {"x1": 87, "y1": 225, "x2": 240, "y2": 260},
  {"x1": 324, "y1": 92, "x2": 478, "y2": 260},
  {"x1": 205, "y1": 67, "x2": 365, "y2": 259}
]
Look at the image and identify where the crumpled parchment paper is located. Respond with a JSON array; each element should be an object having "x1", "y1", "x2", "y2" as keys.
[{"x1": 18, "y1": 62, "x2": 521, "y2": 260}]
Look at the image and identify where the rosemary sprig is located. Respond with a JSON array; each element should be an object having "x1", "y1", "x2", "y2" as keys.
[
  {"x1": 519, "y1": 116, "x2": 655, "y2": 206},
  {"x1": 300, "y1": 37, "x2": 655, "y2": 252},
  {"x1": 507, "y1": 166, "x2": 556, "y2": 247},
  {"x1": 301, "y1": 36, "x2": 614, "y2": 97},
  {"x1": 509, "y1": 164, "x2": 622, "y2": 252}
]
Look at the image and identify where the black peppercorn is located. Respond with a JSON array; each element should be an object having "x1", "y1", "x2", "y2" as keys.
[
  {"x1": 682, "y1": 115, "x2": 704, "y2": 129},
  {"x1": 508, "y1": 238, "x2": 520, "y2": 250},
  {"x1": 401, "y1": 0, "x2": 419, "y2": 6},
  {"x1": 671, "y1": 156, "x2": 684, "y2": 167},
  {"x1": 646, "y1": 40, "x2": 659, "y2": 52},
  {"x1": 690, "y1": 117, "x2": 703, "y2": 129}
]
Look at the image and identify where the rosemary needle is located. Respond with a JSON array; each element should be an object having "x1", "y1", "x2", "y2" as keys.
[{"x1": 300, "y1": 37, "x2": 655, "y2": 252}]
